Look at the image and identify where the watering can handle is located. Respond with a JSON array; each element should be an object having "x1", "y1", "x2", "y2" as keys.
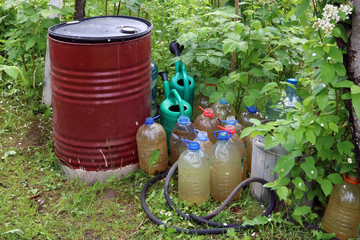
[
  {"x1": 180, "y1": 62, "x2": 190, "y2": 102},
  {"x1": 168, "y1": 89, "x2": 185, "y2": 115}
]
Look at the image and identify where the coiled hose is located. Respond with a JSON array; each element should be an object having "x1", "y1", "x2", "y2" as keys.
[{"x1": 141, "y1": 162, "x2": 277, "y2": 235}]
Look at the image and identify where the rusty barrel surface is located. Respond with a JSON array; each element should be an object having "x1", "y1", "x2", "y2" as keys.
[{"x1": 48, "y1": 16, "x2": 153, "y2": 182}]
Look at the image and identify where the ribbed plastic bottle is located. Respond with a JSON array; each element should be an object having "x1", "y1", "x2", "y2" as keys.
[
  {"x1": 266, "y1": 78, "x2": 301, "y2": 120},
  {"x1": 321, "y1": 172, "x2": 360, "y2": 240},
  {"x1": 237, "y1": 106, "x2": 263, "y2": 128},
  {"x1": 178, "y1": 140, "x2": 211, "y2": 205},
  {"x1": 136, "y1": 115, "x2": 168, "y2": 174},
  {"x1": 170, "y1": 115, "x2": 196, "y2": 165},
  {"x1": 211, "y1": 98, "x2": 236, "y2": 121},
  {"x1": 221, "y1": 120, "x2": 249, "y2": 181},
  {"x1": 193, "y1": 92, "x2": 210, "y2": 119},
  {"x1": 193, "y1": 129, "x2": 214, "y2": 154},
  {"x1": 210, "y1": 131, "x2": 242, "y2": 202},
  {"x1": 194, "y1": 107, "x2": 219, "y2": 144}
]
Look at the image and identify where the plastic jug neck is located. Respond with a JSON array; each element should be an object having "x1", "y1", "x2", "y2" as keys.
[
  {"x1": 218, "y1": 125, "x2": 236, "y2": 134},
  {"x1": 214, "y1": 130, "x2": 231, "y2": 140},
  {"x1": 183, "y1": 139, "x2": 200, "y2": 150},
  {"x1": 222, "y1": 119, "x2": 238, "y2": 126},
  {"x1": 178, "y1": 115, "x2": 190, "y2": 125},
  {"x1": 286, "y1": 78, "x2": 298, "y2": 97},
  {"x1": 194, "y1": 129, "x2": 209, "y2": 141},
  {"x1": 145, "y1": 115, "x2": 160, "y2": 125},
  {"x1": 220, "y1": 98, "x2": 228, "y2": 105},
  {"x1": 198, "y1": 106, "x2": 214, "y2": 117},
  {"x1": 245, "y1": 106, "x2": 258, "y2": 113}
]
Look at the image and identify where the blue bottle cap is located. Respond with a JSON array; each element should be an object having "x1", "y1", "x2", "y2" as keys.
[
  {"x1": 145, "y1": 115, "x2": 160, "y2": 125},
  {"x1": 194, "y1": 129, "x2": 209, "y2": 141},
  {"x1": 245, "y1": 106, "x2": 258, "y2": 113},
  {"x1": 286, "y1": 78, "x2": 298, "y2": 87},
  {"x1": 183, "y1": 139, "x2": 200, "y2": 150},
  {"x1": 222, "y1": 119, "x2": 238, "y2": 126},
  {"x1": 178, "y1": 115, "x2": 190, "y2": 125},
  {"x1": 220, "y1": 98, "x2": 228, "y2": 104},
  {"x1": 214, "y1": 130, "x2": 231, "y2": 140}
]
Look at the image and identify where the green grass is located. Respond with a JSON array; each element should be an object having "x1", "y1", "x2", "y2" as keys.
[{"x1": 1, "y1": 97, "x2": 321, "y2": 240}]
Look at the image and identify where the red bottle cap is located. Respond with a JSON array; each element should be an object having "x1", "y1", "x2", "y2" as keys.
[
  {"x1": 218, "y1": 125, "x2": 236, "y2": 134},
  {"x1": 198, "y1": 106, "x2": 214, "y2": 117}
]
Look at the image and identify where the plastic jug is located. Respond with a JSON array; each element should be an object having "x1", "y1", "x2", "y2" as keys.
[
  {"x1": 193, "y1": 129, "x2": 213, "y2": 154},
  {"x1": 237, "y1": 106, "x2": 263, "y2": 128},
  {"x1": 266, "y1": 78, "x2": 301, "y2": 120},
  {"x1": 150, "y1": 60, "x2": 158, "y2": 117},
  {"x1": 321, "y1": 172, "x2": 360, "y2": 240},
  {"x1": 136, "y1": 115, "x2": 168, "y2": 174},
  {"x1": 193, "y1": 107, "x2": 219, "y2": 144},
  {"x1": 211, "y1": 98, "x2": 236, "y2": 121},
  {"x1": 178, "y1": 139, "x2": 211, "y2": 205},
  {"x1": 159, "y1": 71, "x2": 192, "y2": 148},
  {"x1": 226, "y1": 116, "x2": 244, "y2": 133},
  {"x1": 223, "y1": 118, "x2": 251, "y2": 181},
  {"x1": 193, "y1": 92, "x2": 210, "y2": 119},
  {"x1": 209, "y1": 131, "x2": 242, "y2": 202},
  {"x1": 170, "y1": 115, "x2": 196, "y2": 165},
  {"x1": 169, "y1": 41, "x2": 195, "y2": 107}
]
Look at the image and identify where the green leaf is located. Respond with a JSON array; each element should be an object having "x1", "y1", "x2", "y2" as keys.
[
  {"x1": 329, "y1": 122, "x2": 338, "y2": 133},
  {"x1": 222, "y1": 39, "x2": 248, "y2": 55},
  {"x1": 277, "y1": 186, "x2": 289, "y2": 200},
  {"x1": 240, "y1": 127, "x2": 254, "y2": 138},
  {"x1": 351, "y1": 93, "x2": 360, "y2": 118},
  {"x1": 334, "y1": 63, "x2": 346, "y2": 77},
  {"x1": 334, "y1": 80, "x2": 354, "y2": 88},
  {"x1": 327, "y1": 173, "x2": 343, "y2": 184},
  {"x1": 275, "y1": 155, "x2": 295, "y2": 178},
  {"x1": 252, "y1": 20, "x2": 262, "y2": 31},
  {"x1": 295, "y1": 0, "x2": 310, "y2": 18},
  {"x1": 337, "y1": 141, "x2": 354, "y2": 155},
  {"x1": 293, "y1": 177, "x2": 306, "y2": 191},
  {"x1": 316, "y1": 92, "x2": 328, "y2": 111},
  {"x1": 260, "y1": 82, "x2": 277, "y2": 94},
  {"x1": 305, "y1": 128, "x2": 316, "y2": 144},
  {"x1": 263, "y1": 62, "x2": 275, "y2": 71},
  {"x1": 235, "y1": 22, "x2": 244, "y2": 34},
  {"x1": 209, "y1": 91, "x2": 223, "y2": 103},
  {"x1": 3, "y1": 66, "x2": 19, "y2": 79},
  {"x1": 351, "y1": 85, "x2": 360, "y2": 94},
  {"x1": 148, "y1": 149, "x2": 160, "y2": 174},
  {"x1": 225, "y1": 92, "x2": 235, "y2": 104},
  {"x1": 26, "y1": 37, "x2": 37, "y2": 51},
  {"x1": 242, "y1": 215, "x2": 269, "y2": 226},
  {"x1": 250, "y1": 68, "x2": 265, "y2": 77},
  {"x1": 300, "y1": 156, "x2": 318, "y2": 180},
  {"x1": 293, "y1": 206, "x2": 311, "y2": 216},
  {"x1": 320, "y1": 63, "x2": 336, "y2": 84},
  {"x1": 320, "y1": 179, "x2": 333, "y2": 196},
  {"x1": 340, "y1": 163, "x2": 356, "y2": 174},
  {"x1": 329, "y1": 47, "x2": 343, "y2": 63}
]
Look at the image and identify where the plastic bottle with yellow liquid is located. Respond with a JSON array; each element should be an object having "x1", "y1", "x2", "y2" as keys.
[
  {"x1": 321, "y1": 171, "x2": 360, "y2": 240},
  {"x1": 209, "y1": 131, "x2": 242, "y2": 202},
  {"x1": 178, "y1": 140, "x2": 211, "y2": 205},
  {"x1": 136, "y1": 115, "x2": 168, "y2": 174},
  {"x1": 194, "y1": 107, "x2": 219, "y2": 144},
  {"x1": 211, "y1": 98, "x2": 236, "y2": 121}
]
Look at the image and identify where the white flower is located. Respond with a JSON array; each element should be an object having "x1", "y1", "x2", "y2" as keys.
[
  {"x1": 312, "y1": 53, "x2": 316, "y2": 57},
  {"x1": 268, "y1": 218, "x2": 272, "y2": 222},
  {"x1": 165, "y1": 211, "x2": 172, "y2": 216},
  {"x1": 321, "y1": 123, "x2": 324, "y2": 127},
  {"x1": 348, "y1": 158, "x2": 352, "y2": 163},
  {"x1": 223, "y1": 223, "x2": 227, "y2": 226},
  {"x1": 299, "y1": 182, "x2": 302, "y2": 187},
  {"x1": 311, "y1": 170, "x2": 315, "y2": 174},
  {"x1": 251, "y1": 232, "x2": 256, "y2": 236},
  {"x1": 160, "y1": 210, "x2": 165, "y2": 214},
  {"x1": 339, "y1": 3, "x2": 353, "y2": 16},
  {"x1": 323, "y1": 4, "x2": 340, "y2": 22},
  {"x1": 327, "y1": 57, "x2": 332, "y2": 61}
]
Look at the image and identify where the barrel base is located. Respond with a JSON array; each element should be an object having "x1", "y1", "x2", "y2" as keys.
[{"x1": 60, "y1": 163, "x2": 138, "y2": 184}]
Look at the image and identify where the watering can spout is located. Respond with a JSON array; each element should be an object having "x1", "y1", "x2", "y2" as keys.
[
  {"x1": 169, "y1": 41, "x2": 184, "y2": 57},
  {"x1": 158, "y1": 71, "x2": 170, "y2": 99}
]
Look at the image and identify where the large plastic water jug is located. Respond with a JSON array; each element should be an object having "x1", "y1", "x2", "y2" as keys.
[
  {"x1": 170, "y1": 115, "x2": 196, "y2": 165},
  {"x1": 266, "y1": 78, "x2": 301, "y2": 120},
  {"x1": 211, "y1": 98, "x2": 236, "y2": 121},
  {"x1": 178, "y1": 140, "x2": 211, "y2": 205},
  {"x1": 321, "y1": 172, "x2": 360, "y2": 240},
  {"x1": 209, "y1": 131, "x2": 242, "y2": 202},
  {"x1": 237, "y1": 106, "x2": 263, "y2": 128},
  {"x1": 193, "y1": 107, "x2": 219, "y2": 144},
  {"x1": 136, "y1": 115, "x2": 168, "y2": 174}
]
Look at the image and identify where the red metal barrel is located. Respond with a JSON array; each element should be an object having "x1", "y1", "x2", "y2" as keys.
[{"x1": 48, "y1": 16, "x2": 153, "y2": 180}]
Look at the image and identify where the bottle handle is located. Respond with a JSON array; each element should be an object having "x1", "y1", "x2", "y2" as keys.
[
  {"x1": 194, "y1": 129, "x2": 208, "y2": 140},
  {"x1": 213, "y1": 130, "x2": 232, "y2": 139},
  {"x1": 168, "y1": 89, "x2": 185, "y2": 115},
  {"x1": 183, "y1": 139, "x2": 191, "y2": 148},
  {"x1": 222, "y1": 119, "x2": 238, "y2": 125}
]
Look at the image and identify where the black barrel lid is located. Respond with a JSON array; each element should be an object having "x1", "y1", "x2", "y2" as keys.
[{"x1": 48, "y1": 16, "x2": 153, "y2": 43}]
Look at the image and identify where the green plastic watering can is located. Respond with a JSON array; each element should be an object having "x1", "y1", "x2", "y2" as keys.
[
  {"x1": 159, "y1": 71, "x2": 192, "y2": 148},
  {"x1": 169, "y1": 41, "x2": 195, "y2": 108}
]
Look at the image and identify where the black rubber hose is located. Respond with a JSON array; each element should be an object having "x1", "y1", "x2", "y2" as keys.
[
  {"x1": 164, "y1": 162, "x2": 277, "y2": 228},
  {"x1": 141, "y1": 162, "x2": 277, "y2": 234}
]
